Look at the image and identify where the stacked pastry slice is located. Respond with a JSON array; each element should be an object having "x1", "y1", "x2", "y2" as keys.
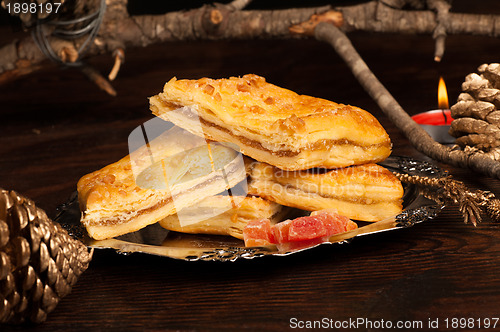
[
  {"x1": 158, "y1": 195, "x2": 289, "y2": 240},
  {"x1": 149, "y1": 74, "x2": 392, "y2": 170},
  {"x1": 150, "y1": 74, "x2": 403, "y2": 223},
  {"x1": 78, "y1": 126, "x2": 247, "y2": 240},
  {"x1": 246, "y1": 161, "x2": 403, "y2": 222},
  {"x1": 78, "y1": 74, "x2": 403, "y2": 242}
]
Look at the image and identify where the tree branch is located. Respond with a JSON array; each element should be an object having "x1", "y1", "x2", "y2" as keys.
[
  {"x1": 0, "y1": 4, "x2": 330, "y2": 86},
  {"x1": 2, "y1": 1, "x2": 500, "y2": 88},
  {"x1": 338, "y1": 1, "x2": 500, "y2": 35},
  {"x1": 1, "y1": 1, "x2": 500, "y2": 175},
  {"x1": 314, "y1": 22, "x2": 500, "y2": 180}
]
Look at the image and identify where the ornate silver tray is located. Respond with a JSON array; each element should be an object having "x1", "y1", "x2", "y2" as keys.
[{"x1": 55, "y1": 156, "x2": 445, "y2": 262}]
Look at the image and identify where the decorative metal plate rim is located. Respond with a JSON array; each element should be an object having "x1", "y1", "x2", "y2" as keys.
[{"x1": 56, "y1": 156, "x2": 445, "y2": 262}]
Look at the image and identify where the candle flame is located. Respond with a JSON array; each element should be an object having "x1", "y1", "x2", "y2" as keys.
[{"x1": 438, "y1": 76, "x2": 449, "y2": 109}]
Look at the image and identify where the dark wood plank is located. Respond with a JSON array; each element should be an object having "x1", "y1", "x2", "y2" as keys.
[{"x1": 1, "y1": 3, "x2": 500, "y2": 330}]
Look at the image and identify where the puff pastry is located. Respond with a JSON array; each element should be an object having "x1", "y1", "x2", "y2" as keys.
[
  {"x1": 247, "y1": 161, "x2": 403, "y2": 222},
  {"x1": 77, "y1": 126, "x2": 246, "y2": 240},
  {"x1": 158, "y1": 195, "x2": 289, "y2": 240},
  {"x1": 149, "y1": 74, "x2": 392, "y2": 171}
]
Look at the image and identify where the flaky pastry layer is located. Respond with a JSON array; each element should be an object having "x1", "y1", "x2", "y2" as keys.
[
  {"x1": 158, "y1": 195, "x2": 288, "y2": 240},
  {"x1": 247, "y1": 161, "x2": 403, "y2": 222},
  {"x1": 77, "y1": 126, "x2": 246, "y2": 240},
  {"x1": 149, "y1": 74, "x2": 392, "y2": 170}
]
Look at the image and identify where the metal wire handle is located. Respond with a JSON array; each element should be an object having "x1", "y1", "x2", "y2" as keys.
[{"x1": 31, "y1": 0, "x2": 107, "y2": 67}]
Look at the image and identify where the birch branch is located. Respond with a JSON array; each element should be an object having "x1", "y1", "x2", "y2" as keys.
[
  {"x1": 314, "y1": 22, "x2": 500, "y2": 180},
  {"x1": 2, "y1": 1, "x2": 500, "y2": 88}
]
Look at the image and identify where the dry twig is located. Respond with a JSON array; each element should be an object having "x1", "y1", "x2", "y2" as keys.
[
  {"x1": 80, "y1": 65, "x2": 116, "y2": 96},
  {"x1": 314, "y1": 22, "x2": 500, "y2": 180},
  {"x1": 426, "y1": 0, "x2": 451, "y2": 62},
  {"x1": 228, "y1": 0, "x2": 253, "y2": 11},
  {"x1": 108, "y1": 47, "x2": 124, "y2": 81}
]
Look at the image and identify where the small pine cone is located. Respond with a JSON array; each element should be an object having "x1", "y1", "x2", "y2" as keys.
[
  {"x1": 0, "y1": 188, "x2": 92, "y2": 324},
  {"x1": 449, "y1": 64, "x2": 500, "y2": 159},
  {"x1": 0, "y1": 0, "x2": 67, "y2": 27},
  {"x1": 486, "y1": 198, "x2": 500, "y2": 222}
]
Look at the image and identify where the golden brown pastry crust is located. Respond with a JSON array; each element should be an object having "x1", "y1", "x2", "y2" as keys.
[
  {"x1": 149, "y1": 74, "x2": 392, "y2": 171},
  {"x1": 247, "y1": 161, "x2": 403, "y2": 222},
  {"x1": 77, "y1": 127, "x2": 246, "y2": 240},
  {"x1": 158, "y1": 195, "x2": 288, "y2": 239}
]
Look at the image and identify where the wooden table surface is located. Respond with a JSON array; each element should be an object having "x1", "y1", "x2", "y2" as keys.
[{"x1": 2, "y1": 8, "x2": 500, "y2": 331}]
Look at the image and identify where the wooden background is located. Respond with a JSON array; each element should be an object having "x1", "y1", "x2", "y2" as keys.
[{"x1": 1, "y1": 1, "x2": 500, "y2": 331}]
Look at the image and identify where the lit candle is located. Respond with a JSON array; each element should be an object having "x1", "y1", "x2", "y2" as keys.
[{"x1": 411, "y1": 76, "x2": 455, "y2": 143}]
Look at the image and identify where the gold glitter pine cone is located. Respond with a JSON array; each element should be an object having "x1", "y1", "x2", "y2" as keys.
[
  {"x1": 449, "y1": 63, "x2": 500, "y2": 160},
  {"x1": 0, "y1": 188, "x2": 93, "y2": 324}
]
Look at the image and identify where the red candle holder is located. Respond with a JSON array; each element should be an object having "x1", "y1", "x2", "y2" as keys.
[{"x1": 411, "y1": 109, "x2": 455, "y2": 144}]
